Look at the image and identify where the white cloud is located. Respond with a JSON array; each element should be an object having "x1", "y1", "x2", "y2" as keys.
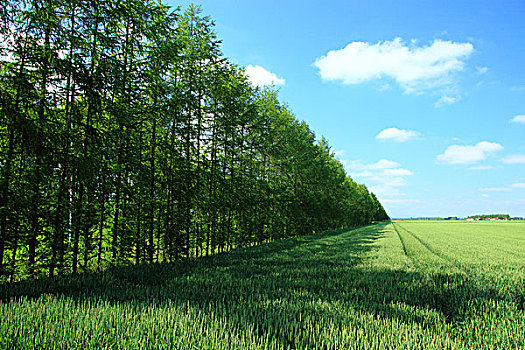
[
  {"x1": 333, "y1": 149, "x2": 345, "y2": 157},
  {"x1": 376, "y1": 127, "x2": 419, "y2": 142},
  {"x1": 370, "y1": 159, "x2": 401, "y2": 169},
  {"x1": 346, "y1": 159, "x2": 413, "y2": 197},
  {"x1": 468, "y1": 165, "x2": 494, "y2": 170},
  {"x1": 479, "y1": 183, "x2": 525, "y2": 192},
  {"x1": 383, "y1": 168, "x2": 414, "y2": 176},
  {"x1": 436, "y1": 141, "x2": 503, "y2": 164},
  {"x1": 501, "y1": 154, "x2": 525, "y2": 164},
  {"x1": 481, "y1": 194, "x2": 489, "y2": 198},
  {"x1": 351, "y1": 170, "x2": 375, "y2": 178},
  {"x1": 480, "y1": 187, "x2": 509, "y2": 192},
  {"x1": 378, "y1": 83, "x2": 391, "y2": 91},
  {"x1": 510, "y1": 115, "x2": 525, "y2": 124},
  {"x1": 369, "y1": 184, "x2": 405, "y2": 197},
  {"x1": 434, "y1": 95, "x2": 458, "y2": 107},
  {"x1": 245, "y1": 65, "x2": 285, "y2": 87},
  {"x1": 348, "y1": 159, "x2": 400, "y2": 170},
  {"x1": 381, "y1": 199, "x2": 421, "y2": 204},
  {"x1": 314, "y1": 37, "x2": 474, "y2": 94},
  {"x1": 476, "y1": 66, "x2": 488, "y2": 74}
]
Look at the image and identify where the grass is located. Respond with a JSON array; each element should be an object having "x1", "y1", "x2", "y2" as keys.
[{"x1": 1, "y1": 221, "x2": 524, "y2": 349}]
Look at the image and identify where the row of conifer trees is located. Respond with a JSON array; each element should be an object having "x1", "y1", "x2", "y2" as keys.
[{"x1": 0, "y1": 0, "x2": 388, "y2": 281}]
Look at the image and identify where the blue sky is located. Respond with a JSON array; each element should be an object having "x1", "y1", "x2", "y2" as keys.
[{"x1": 172, "y1": 0, "x2": 525, "y2": 218}]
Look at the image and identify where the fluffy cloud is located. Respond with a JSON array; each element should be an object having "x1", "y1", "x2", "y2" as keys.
[
  {"x1": 434, "y1": 95, "x2": 458, "y2": 107},
  {"x1": 314, "y1": 37, "x2": 473, "y2": 94},
  {"x1": 376, "y1": 127, "x2": 419, "y2": 142},
  {"x1": 468, "y1": 165, "x2": 494, "y2": 170},
  {"x1": 346, "y1": 159, "x2": 413, "y2": 197},
  {"x1": 245, "y1": 65, "x2": 285, "y2": 87},
  {"x1": 476, "y1": 66, "x2": 488, "y2": 74},
  {"x1": 436, "y1": 141, "x2": 503, "y2": 164},
  {"x1": 480, "y1": 187, "x2": 509, "y2": 192},
  {"x1": 348, "y1": 159, "x2": 400, "y2": 170},
  {"x1": 369, "y1": 184, "x2": 405, "y2": 197},
  {"x1": 381, "y1": 199, "x2": 421, "y2": 204},
  {"x1": 378, "y1": 83, "x2": 391, "y2": 91},
  {"x1": 383, "y1": 168, "x2": 414, "y2": 176},
  {"x1": 510, "y1": 115, "x2": 525, "y2": 124},
  {"x1": 333, "y1": 149, "x2": 345, "y2": 157},
  {"x1": 479, "y1": 183, "x2": 525, "y2": 192},
  {"x1": 501, "y1": 154, "x2": 525, "y2": 164}
]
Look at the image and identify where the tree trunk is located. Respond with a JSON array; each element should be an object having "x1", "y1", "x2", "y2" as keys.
[
  {"x1": 71, "y1": 179, "x2": 84, "y2": 274},
  {"x1": 135, "y1": 126, "x2": 143, "y2": 265},
  {"x1": 0, "y1": 126, "x2": 14, "y2": 272},
  {"x1": 148, "y1": 118, "x2": 156, "y2": 263},
  {"x1": 96, "y1": 177, "x2": 106, "y2": 271},
  {"x1": 29, "y1": 21, "x2": 52, "y2": 276},
  {"x1": 111, "y1": 153, "x2": 122, "y2": 264}
]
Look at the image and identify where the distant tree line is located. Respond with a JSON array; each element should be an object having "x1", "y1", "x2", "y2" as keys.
[
  {"x1": 0, "y1": 0, "x2": 388, "y2": 281},
  {"x1": 469, "y1": 214, "x2": 510, "y2": 219}
]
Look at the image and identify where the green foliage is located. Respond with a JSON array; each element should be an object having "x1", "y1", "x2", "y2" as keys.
[
  {"x1": 1, "y1": 221, "x2": 524, "y2": 349},
  {"x1": 0, "y1": 0, "x2": 387, "y2": 281},
  {"x1": 469, "y1": 214, "x2": 510, "y2": 219}
]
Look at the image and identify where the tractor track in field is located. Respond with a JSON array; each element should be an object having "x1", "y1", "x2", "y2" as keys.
[
  {"x1": 392, "y1": 223, "x2": 523, "y2": 293},
  {"x1": 392, "y1": 223, "x2": 408, "y2": 257},
  {"x1": 393, "y1": 222, "x2": 470, "y2": 276},
  {"x1": 391, "y1": 222, "x2": 421, "y2": 271},
  {"x1": 393, "y1": 222, "x2": 525, "y2": 290},
  {"x1": 415, "y1": 227, "x2": 525, "y2": 261},
  {"x1": 393, "y1": 222, "x2": 525, "y2": 310},
  {"x1": 390, "y1": 222, "x2": 424, "y2": 271}
]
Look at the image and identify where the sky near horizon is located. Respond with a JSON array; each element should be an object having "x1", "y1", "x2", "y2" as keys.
[{"x1": 171, "y1": 0, "x2": 525, "y2": 218}]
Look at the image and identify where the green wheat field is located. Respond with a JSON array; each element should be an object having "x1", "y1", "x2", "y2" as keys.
[{"x1": 1, "y1": 221, "x2": 524, "y2": 349}]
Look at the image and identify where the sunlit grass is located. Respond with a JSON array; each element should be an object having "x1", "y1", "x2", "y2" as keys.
[{"x1": 1, "y1": 222, "x2": 524, "y2": 349}]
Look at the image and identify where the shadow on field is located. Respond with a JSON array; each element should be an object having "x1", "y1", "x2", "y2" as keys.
[{"x1": 1, "y1": 222, "x2": 517, "y2": 348}]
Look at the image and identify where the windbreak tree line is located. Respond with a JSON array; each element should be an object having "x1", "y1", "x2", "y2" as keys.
[{"x1": 0, "y1": 0, "x2": 388, "y2": 281}]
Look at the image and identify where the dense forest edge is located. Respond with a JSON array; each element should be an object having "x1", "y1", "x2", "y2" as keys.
[{"x1": 0, "y1": 0, "x2": 388, "y2": 283}]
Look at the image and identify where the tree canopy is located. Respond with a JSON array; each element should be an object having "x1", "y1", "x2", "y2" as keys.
[
  {"x1": 0, "y1": 0, "x2": 388, "y2": 281},
  {"x1": 468, "y1": 214, "x2": 510, "y2": 219}
]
